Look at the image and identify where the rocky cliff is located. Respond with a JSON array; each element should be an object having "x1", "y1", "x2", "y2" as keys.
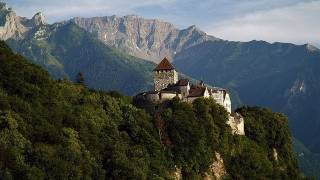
[
  {"x1": 0, "y1": 3, "x2": 47, "y2": 40},
  {"x1": 0, "y1": 4, "x2": 217, "y2": 65},
  {"x1": 71, "y1": 15, "x2": 219, "y2": 62}
]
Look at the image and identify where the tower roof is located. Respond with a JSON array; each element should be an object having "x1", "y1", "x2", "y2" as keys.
[{"x1": 154, "y1": 57, "x2": 175, "y2": 71}]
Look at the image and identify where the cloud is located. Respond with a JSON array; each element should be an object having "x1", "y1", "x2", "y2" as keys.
[{"x1": 206, "y1": 1, "x2": 320, "y2": 46}]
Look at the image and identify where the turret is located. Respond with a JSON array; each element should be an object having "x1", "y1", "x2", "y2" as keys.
[{"x1": 153, "y1": 57, "x2": 178, "y2": 91}]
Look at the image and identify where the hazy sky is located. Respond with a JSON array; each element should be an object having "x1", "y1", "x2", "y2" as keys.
[{"x1": 4, "y1": 0, "x2": 320, "y2": 47}]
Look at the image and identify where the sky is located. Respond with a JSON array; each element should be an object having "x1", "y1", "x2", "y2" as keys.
[{"x1": 3, "y1": 0, "x2": 320, "y2": 47}]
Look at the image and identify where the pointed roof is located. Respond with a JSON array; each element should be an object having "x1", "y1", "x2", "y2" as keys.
[{"x1": 154, "y1": 57, "x2": 175, "y2": 71}]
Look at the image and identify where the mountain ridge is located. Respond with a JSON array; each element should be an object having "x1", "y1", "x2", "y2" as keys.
[
  {"x1": 0, "y1": 4, "x2": 320, "y2": 177},
  {"x1": 173, "y1": 40, "x2": 320, "y2": 152},
  {"x1": 70, "y1": 14, "x2": 220, "y2": 62}
]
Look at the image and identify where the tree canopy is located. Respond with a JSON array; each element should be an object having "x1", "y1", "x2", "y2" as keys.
[{"x1": 0, "y1": 41, "x2": 308, "y2": 179}]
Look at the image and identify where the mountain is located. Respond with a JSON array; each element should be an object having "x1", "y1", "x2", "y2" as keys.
[
  {"x1": 0, "y1": 4, "x2": 154, "y2": 95},
  {"x1": 294, "y1": 138, "x2": 320, "y2": 178},
  {"x1": 173, "y1": 40, "x2": 320, "y2": 154},
  {"x1": 7, "y1": 22, "x2": 155, "y2": 95},
  {"x1": 71, "y1": 15, "x2": 219, "y2": 62},
  {"x1": 0, "y1": 3, "x2": 319, "y2": 177},
  {"x1": 0, "y1": 3, "x2": 47, "y2": 40},
  {"x1": 0, "y1": 41, "x2": 306, "y2": 179}
]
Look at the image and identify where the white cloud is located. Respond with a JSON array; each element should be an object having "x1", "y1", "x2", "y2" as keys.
[{"x1": 206, "y1": 1, "x2": 320, "y2": 47}]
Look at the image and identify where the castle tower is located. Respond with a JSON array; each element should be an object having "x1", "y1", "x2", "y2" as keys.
[{"x1": 154, "y1": 57, "x2": 178, "y2": 91}]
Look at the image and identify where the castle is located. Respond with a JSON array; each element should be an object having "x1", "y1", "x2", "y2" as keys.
[{"x1": 136, "y1": 57, "x2": 244, "y2": 135}]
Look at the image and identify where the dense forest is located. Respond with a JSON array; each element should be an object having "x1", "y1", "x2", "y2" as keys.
[{"x1": 0, "y1": 41, "x2": 307, "y2": 179}]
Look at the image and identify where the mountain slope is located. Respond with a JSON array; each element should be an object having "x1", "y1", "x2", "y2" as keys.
[
  {"x1": 0, "y1": 3, "x2": 318, "y2": 177},
  {"x1": 6, "y1": 22, "x2": 155, "y2": 95},
  {"x1": 0, "y1": 3, "x2": 46, "y2": 40},
  {"x1": 294, "y1": 138, "x2": 320, "y2": 178},
  {"x1": 0, "y1": 42, "x2": 306, "y2": 179},
  {"x1": 71, "y1": 15, "x2": 219, "y2": 62},
  {"x1": 0, "y1": 4, "x2": 155, "y2": 95},
  {"x1": 173, "y1": 40, "x2": 320, "y2": 153}
]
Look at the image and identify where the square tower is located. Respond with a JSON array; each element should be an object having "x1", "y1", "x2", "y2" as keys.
[{"x1": 154, "y1": 58, "x2": 178, "y2": 91}]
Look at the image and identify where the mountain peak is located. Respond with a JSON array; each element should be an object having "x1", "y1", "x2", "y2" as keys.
[
  {"x1": 185, "y1": 25, "x2": 205, "y2": 34},
  {"x1": 124, "y1": 14, "x2": 140, "y2": 18},
  {"x1": 306, "y1": 43, "x2": 319, "y2": 52},
  {"x1": 187, "y1": 25, "x2": 197, "y2": 30},
  {"x1": 72, "y1": 15, "x2": 215, "y2": 62},
  {"x1": 0, "y1": 2, "x2": 6, "y2": 10},
  {"x1": 32, "y1": 12, "x2": 47, "y2": 26}
]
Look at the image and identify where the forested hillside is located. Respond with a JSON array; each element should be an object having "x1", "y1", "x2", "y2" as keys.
[
  {"x1": 6, "y1": 22, "x2": 154, "y2": 95},
  {"x1": 174, "y1": 40, "x2": 320, "y2": 154},
  {"x1": 0, "y1": 41, "x2": 306, "y2": 179}
]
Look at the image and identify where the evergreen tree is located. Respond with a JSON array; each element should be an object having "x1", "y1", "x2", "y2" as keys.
[{"x1": 76, "y1": 72, "x2": 85, "y2": 84}]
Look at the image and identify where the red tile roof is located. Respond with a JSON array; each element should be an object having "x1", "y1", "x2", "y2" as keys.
[
  {"x1": 154, "y1": 57, "x2": 175, "y2": 71},
  {"x1": 188, "y1": 86, "x2": 207, "y2": 97}
]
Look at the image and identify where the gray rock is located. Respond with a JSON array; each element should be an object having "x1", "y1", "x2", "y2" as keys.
[
  {"x1": 71, "y1": 15, "x2": 220, "y2": 62},
  {"x1": 0, "y1": 3, "x2": 46, "y2": 40},
  {"x1": 32, "y1": 12, "x2": 47, "y2": 27},
  {"x1": 0, "y1": 5, "x2": 219, "y2": 63}
]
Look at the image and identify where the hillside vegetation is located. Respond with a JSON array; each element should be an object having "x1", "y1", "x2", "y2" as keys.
[
  {"x1": 174, "y1": 40, "x2": 320, "y2": 154},
  {"x1": 0, "y1": 41, "x2": 307, "y2": 179},
  {"x1": 7, "y1": 22, "x2": 154, "y2": 95}
]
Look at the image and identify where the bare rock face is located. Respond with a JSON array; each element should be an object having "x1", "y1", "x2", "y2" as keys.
[
  {"x1": 0, "y1": 5, "x2": 219, "y2": 62},
  {"x1": 32, "y1": 12, "x2": 47, "y2": 27},
  {"x1": 172, "y1": 167, "x2": 182, "y2": 180},
  {"x1": 0, "y1": 3, "x2": 46, "y2": 41},
  {"x1": 0, "y1": 4, "x2": 28, "y2": 40},
  {"x1": 71, "y1": 15, "x2": 220, "y2": 62},
  {"x1": 204, "y1": 152, "x2": 226, "y2": 180},
  {"x1": 273, "y1": 148, "x2": 279, "y2": 161},
  {"x1": 227, "y1": 113, "x2": 245, "y2": 135}
]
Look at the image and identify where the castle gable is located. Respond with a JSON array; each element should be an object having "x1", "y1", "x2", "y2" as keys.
[{"x1": 154, "y1": 57, "x2": 175, "y2": 71}]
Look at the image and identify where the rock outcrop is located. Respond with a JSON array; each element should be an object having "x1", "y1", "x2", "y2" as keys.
[
  {"x1": 32, "y1": 12, "x2": 47, "y2": 27},
  {"x1": 0, "y1": 5, "x2": 218, "y2": 63},
  {"x1": 227, "y1": 113, "x2": 245, "y2": 135},
  {"x1": 0, "y1": 3, "x2": 46, "y2": 40},
  {"x1": 204, "y1": 152, "x2": 226, "y2": 180},
  {"x1": 71, "y1": 15, "x2": 220, "y2": 62}
]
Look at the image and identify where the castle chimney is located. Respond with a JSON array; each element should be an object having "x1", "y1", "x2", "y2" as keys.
[{"x1": 199, "y1": 80, "x2": 204, "y2": 86}]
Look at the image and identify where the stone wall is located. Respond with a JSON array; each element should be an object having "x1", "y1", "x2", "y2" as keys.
[
  {"x1": 154, "y1": 70, "x2": 178, "y2": 91},
  {"x1": 211, "y1": 91, "x2": 224, "y2": 105},
  {"x1": 161, "y1": 92, "x2": 177, "y2": 101},
  {"x1": 223, "y1": 94, "x2": 231, "y2": 114},
  {"x1": 211, "y1": 91, "x2": 231, "y2": 113},
  {"x1": 146, "y1": 93, "x2": 160, "y2": 102},
  {"x1": 179, "y1": 85, "x2": 190, "y2": 97}
]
